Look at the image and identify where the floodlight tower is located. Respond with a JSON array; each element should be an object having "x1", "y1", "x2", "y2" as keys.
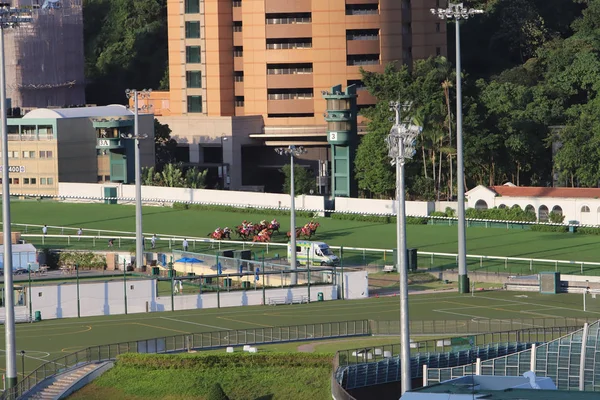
[
  {"x1": 431, "y1": 3, "x2": 483, "y2": 294},
  {"x1": 122, "y1": 89, "x2": 151, "y2": 271}
]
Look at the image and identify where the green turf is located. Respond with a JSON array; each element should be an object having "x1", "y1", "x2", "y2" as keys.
[
  {"x1": 4, "y1": 290, "x2": 599, "y2": 379},
  {"x1": 6, "y1": 201, "x2": 600, "y2": 269}
]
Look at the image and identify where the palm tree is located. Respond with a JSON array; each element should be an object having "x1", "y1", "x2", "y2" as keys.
[{"x1": 442, "y1": 79, "x2": 454, "y2": 200}]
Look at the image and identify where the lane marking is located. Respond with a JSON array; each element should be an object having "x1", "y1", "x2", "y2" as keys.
[
  {"x1": 132, "y1": 322, "x2": 189, "y2": 334},
  {"x1": 217, "y1": 316, "x2": 273, "y2": 328}
]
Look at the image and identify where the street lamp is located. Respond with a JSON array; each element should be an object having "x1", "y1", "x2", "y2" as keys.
[
  {"x1": 431, "y1": 3, "x2": 483, "y2": 294},
  {"x1": 386, "y1": 101, "x2": 422, "y2": 395},
  {"x1": 274, "y1": 145, "x2": 307, "y2": 285},
  {"x1": 220, "y1": 135, "x2": 228, "y2": 189},
  {"x1": 122, "y1": 89, "x2": 151, "y2": 271},
  {"x1": 0, "y1": 6, "x2": 32, "y2": 391}
]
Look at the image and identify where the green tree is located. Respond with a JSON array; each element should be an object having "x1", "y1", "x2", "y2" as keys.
[
  {"x1": 184, "y1": 168, "x2": 208, "y2": 189},
  {"x1": 281, "y1": 164, "x2": 316, "y2": 195},
  {"x1": 154, "y1": 119, "x2": 177, "y2": 171}
]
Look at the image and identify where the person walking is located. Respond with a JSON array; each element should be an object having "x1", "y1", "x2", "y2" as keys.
[
  {"x1": 42, "y1": 225, "x2": 48, "y2": 235},
  {"x1": 77, "y1": 228, "x2": 83, "y2": 241},
  {"x1": 183, "y1": 238, "x2": 189, "y2": 252},
  {"x1": 151, "y1": 234, "x2": 157, "y2": 249}
]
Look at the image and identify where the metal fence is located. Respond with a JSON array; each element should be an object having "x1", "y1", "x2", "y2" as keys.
[
  {"x1": 2, "y1": 319, "x2": 369, "y2": 400},
  {"x1": 372, "y1": 317, "x2": 599, "y2": 336}
]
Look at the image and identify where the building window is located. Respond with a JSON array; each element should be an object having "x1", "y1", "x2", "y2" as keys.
[
  {"x1": 266, "y1": 38, "x2": 312, "y2": 50},
  {"x1": 185, "y1": 0, "x2": 199, "y2": 13},
  {"x1": 46, "y1": 151, "x2": 53, "y2": 158},
  {"x1": 436, "y1": 47, "x2": 441, "y2": 56},
  {"x1": 47, "y1": 177, "x2": 54, "y2": 185},
  {"x1": 234, "y1": 71, "x2": 244, "y2": 82},
  {"x1": 104, "y1": 175, "x2": 110, "y2": 181},
  {"x1": 186, "y1": 46, "x2": 201, "y2": 63},
  {"x1": 267, "y1": 89, "x2": 314, "y2": 100},
  {"x1": 233, "y1": 21, "x2": 242, "y2": 32},
  {"x1": 13, "y1": 178, "x2": 19, "y2": 184},
  {"x1": 267, "y1": 63, "x2": 313, "y2": 75},
  {"x1": 39, "y1": 150, "x2": 53, "y2": 158},
  {"x1": 97, "y1": 175, "x2": 102, "y2": 182},
  {"x1": 346, "y1": 54, "x2": 380, "y2": 66},
  {"x1": 233, "y1": 0, "x2": 241, "y2": 7},
  {"x1": 22, "y1": 151, "x2": 35, "y2": 158},
  {"x1": 346, "y1": 29, "x2": 379, "y2": 41},
  {"x1": 235, "y1": 96, "x2": 244, "y2": 107},
  {"x1": 187, "y1": 96, "x2": 203, "y2": 113},
  {"x1": 8, "y1": 151, "x2": 18, "y2": 158},
  {"x1": 24, "y1": 178, "x2": 29, "y2": 184},
  {"x1": 345, "y1": 4, "x2": 378, "y2": 15},
  {"x1": 436, "y1": 22, "x2": 441, "y2": 33},
  {"x1": 265, "y1": 13, "x2": 311, "y2": 25},
  {"x1": 40, "y1": 178, "x2": 46, "y2": 185},
  {"x1": 233, "y1": 46, "x2": 243, "y2": 57},
  {"x1": 185, "y1": 21, "x2": 201, "y2": 39},
  {"x1": 31, "y1": 178, "x2": 36, "y2": 184},
  {"x1": 186, "y1": 71, "x2": 202, "y2": 88}
]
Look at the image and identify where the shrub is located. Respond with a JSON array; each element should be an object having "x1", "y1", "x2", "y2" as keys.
[
  {"x1": 465, "y1": 206, "x2": 536, "y2": 222},
  {"x1": 331, "y1": 213, "x2": 392, "y2": 223},
  {"x1": 549, "y1": 211, "x2": 565, "y2": 224},
  {"x1": 576, "y1": 227, "x2": 600, "y2": 235},
  {"x1": 406, "y1": 217, "x2": 428, "y2": 225},
  {"x1": 58, "y1": 252, "x2": 106, "y2": 270},
  {"x1": 529, "y1": 224, "x2": 568, "y2": 233},
  {"x1": 116, "y1": 353, "x2": 333, "y2": 370},
  {"x1": 207, "y1": 383, "x2": 230, "y2": 400}
]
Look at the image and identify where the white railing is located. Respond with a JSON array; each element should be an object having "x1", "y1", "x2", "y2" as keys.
[{"x1": 14, "y1": 223, "x2": 600, "y2": 275}]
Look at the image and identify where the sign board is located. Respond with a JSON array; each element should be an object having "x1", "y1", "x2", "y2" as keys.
[
  {"x1": 328, "y1": 132, "x2": 338, "y2": 141},
  {"x1": 0, "y1": 166, "x2": 25, "y2": 173},
  {"x1": 98, "y1": 139, "x2": 111, "y2": 147}
]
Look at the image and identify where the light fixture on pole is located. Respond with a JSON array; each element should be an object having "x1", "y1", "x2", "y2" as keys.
[
  {"x1": 0, "y1": 5, "x2": 32, "y2": 392},
  {"x1": 123, "y1": 89, "x2": 151, "y2": 272},
  {"x1": 274, "y1": 145, "x2": 307, "y2": 285},
  {"x1": 386, "y1": 101, "x2": 422, "y2": 395},
  {"x1": 431, "y1": 3, "x2": 483, "y2": 294}
]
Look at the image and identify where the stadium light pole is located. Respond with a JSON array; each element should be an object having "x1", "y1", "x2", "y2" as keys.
[
  {"x1": 387, "y1": 101, "x2": 421, "y2": 395},
  {"x1": 431, "y1": 3, "x2": 483, "y2": 294},
  {"x1": 1, "y1": 6, "x2": 32, "y2": 390},
  {"x1": 275, "y1": 145, "x2": 307, "y2": 286},
  {"x1": 123, "y1": 89, "x2": 151, "y2": 271}
]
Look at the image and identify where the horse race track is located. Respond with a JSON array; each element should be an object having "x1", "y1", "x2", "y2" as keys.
[{"x1": 5, "y1": 201, "x2": 600, "y2": 263}]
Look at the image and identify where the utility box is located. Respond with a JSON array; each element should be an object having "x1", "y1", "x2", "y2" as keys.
[{"x1": 540, "y1": 272, "x2": 561, "y2": 294}]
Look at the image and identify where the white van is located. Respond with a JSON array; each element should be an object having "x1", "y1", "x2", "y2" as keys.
[{"x1": 287, "y1": 241, "x2": 340, "y2": 266}]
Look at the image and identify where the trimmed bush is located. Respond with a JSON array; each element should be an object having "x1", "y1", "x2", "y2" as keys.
[
  {"x1": 465, "y1": 206, "x2": 537, "y2": 222},
  {"x1": 577, "y1": 227, "x2": 600, "y2": 235},
  {"x1": 529, "y1": 224, "x2": 568, "y2": 233},
  {"x1": 331, "y1": 213, "x2": 392, "y2": 223},
  {"x1": 116, "y1": 352, "x2": 333, "y2": 370},
  {"x1": 406, "y1": 217, "x2": 428, "y2": 225}
]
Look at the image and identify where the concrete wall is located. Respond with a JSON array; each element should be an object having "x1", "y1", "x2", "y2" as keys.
[
  {"x1": 334, "y1": 197, "x2": 434, "y2": 216},
  {"x1": 27, "y1": 278, "x2": 349, "y2": 320}
]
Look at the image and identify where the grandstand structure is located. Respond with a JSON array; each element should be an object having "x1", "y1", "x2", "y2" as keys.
[
  {"x1": 4, "y1": 0, "x2": 85, "y2": 109},
  {"x1": 335, "y1": 319, "x2": 600, "y2": 398}
]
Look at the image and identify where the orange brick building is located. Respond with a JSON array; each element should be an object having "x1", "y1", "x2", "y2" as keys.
[{"x1": 143, "y1": 0, "x2": 447, "y2": 191}]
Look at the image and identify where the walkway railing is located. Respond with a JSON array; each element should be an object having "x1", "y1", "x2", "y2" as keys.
[{"x1": 2, "y1": 319, "x2": 370, "y2": 400}]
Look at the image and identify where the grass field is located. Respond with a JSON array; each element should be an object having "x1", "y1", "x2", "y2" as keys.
[{"x1": 3, "y1": 290, "x2": 600, "y2": 379}]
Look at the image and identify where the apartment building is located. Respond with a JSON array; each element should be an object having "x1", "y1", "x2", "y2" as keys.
[
  {"x1": 145, "y1": 0, "x2": 447, "y2": 191},
  {"x1": 5, "y1": 106, "x2": 154, "y2": 196}
]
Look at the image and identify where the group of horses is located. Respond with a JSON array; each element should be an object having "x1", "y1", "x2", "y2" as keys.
[{"x1": 207, "y1": 219, "x2": 320, "y2": 242}]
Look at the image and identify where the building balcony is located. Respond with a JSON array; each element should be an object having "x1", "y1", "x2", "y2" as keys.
[
  {"x1": 266, "y1": 23, "x2": 312, "y2": 39},
  {"x1": 233, "y1": 31, "x2": 243, "y2": 46},
  {"x1": 235, "y1": 81, "x2": 244, "y2": 96},
  {"x1": 346, "y1": 39, "x2": 380, "y2": 55},
  {"x1": 234, "y1": 56, "x2": 244, "y2": 70},
  {"x1": 265, "y1": 0, "x2": 310, "y2": 13},
  {"x1": 266, "y1": 48, "x2": 313, "y2": 63},
  {"x1": 267, "y1": 99, "x2": 314, "y2": 114},
  {"x1": 267, "y1": 73, "x2": 313, "y2": 89}
]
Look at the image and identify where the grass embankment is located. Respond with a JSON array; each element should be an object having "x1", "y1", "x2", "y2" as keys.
[{"x1": 69, "y1": 353, "x2": 332, "y2": 400}]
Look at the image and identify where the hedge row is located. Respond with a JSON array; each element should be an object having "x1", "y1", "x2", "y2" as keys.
[
  {"x1": 117, "y1": 353, "x2": 333, "y2": 370},
  {"x1": 173, "y1": 202, "x2": 314, "y2": 218},
  {"x1": 529, "y1": 224, "x2": 568, "y2": 233},
  {"x1": 331, "y1": 213, "x2": 428, "y2": 224},
  {"x1": 576, "y1": 227, "x2": 600, "y2": 235}
]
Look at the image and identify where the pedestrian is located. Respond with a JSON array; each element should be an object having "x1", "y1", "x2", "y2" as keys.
[
  {"x1": 108, "y1": 239, "x2": 114, "y2": 247},
  {"x1": 77, "y1": 227, "x2": 83, "y2": 241},
  {"x1": 182, "y1": 238, "x2": 188, "y2": 252},
  {"x1": 42, "y1": 225, "x2": 47, "y2": 235},
  {"x1": 151, "y1": 234, "x2": 157, "y2": 249}
]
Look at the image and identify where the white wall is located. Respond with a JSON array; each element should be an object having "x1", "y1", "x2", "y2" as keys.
[
  {"x1": 339, "y1": 271, "x2": 369, "y2": 300},
  {"x1": 334, "y1": 198, "x2": 434, "y2": 216},
  {"x1": 59, "y1": 183, "x2": 326, "y2": 212},
  {"x1": 27, "y1": 279, "x2": 348, "y2": 320}
]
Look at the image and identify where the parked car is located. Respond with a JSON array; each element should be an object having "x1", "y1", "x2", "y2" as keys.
[{"x1": 13, "y1": 268, "x2": 28, "y2": 275}]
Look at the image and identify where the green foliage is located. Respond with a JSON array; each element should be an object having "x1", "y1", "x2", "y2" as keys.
[
  {"x1": 41, "y1": 248, "x2": 59, "y2": 269},
  {"x1": 142, "y1": 163, "x2": 207, "y2": 189},
  {"x1": 58, "y1": 252, "x2": 106, "y2": 269},
  {"x1": 154, "y1": 119, "x2": 177, "y2": 171},
  {"x1": 207, "y1": 383, "x2": 230, "y2": 400},
  {"x1": 116, "y1": 352, "x2": 333, "y2": 369},
  {"x1": 172, "y1": 202, "x2": 314, "y2": 218},
  {"x1": 549, "y1": 211, "x2": 566, "y2": 224},
  {"x1": 331, "y1": 213, "x2": 393, "y2": 223},
  {"x1": 83, "y1": 0, "x2": 168, "y2": 105},
  {"x1": 281, "y1": 164, "x2": 316, "y2": 195},
  {"x1": 465, "y1": 207, "x2": 537, "y2": 222},
  {"x1": 577, "y1": 227, "x2": 600, "y2": 235},
  {"x1": 529, "y1": 224, "x2": 569, "y2": 232}
]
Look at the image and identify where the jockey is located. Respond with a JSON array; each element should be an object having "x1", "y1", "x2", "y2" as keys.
[
  {"x1": 224, "y1": 227, "x2": 231, "y2": 234},
  {"x1": 260, "y1": 219, "x2": 267, "y2": 226},
  {"x1": 215, "y1": 227, "x2": 222, "y2": 234},
  {"x1": 271, "y1": 218, "x2": 278, "y2": 226},
  {"x1": 242, "y1": 220, "x2": 248, "y2": 229}
]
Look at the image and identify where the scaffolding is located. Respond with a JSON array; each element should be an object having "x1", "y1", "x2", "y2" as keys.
[{"x1": 5, "y1": 0, "x2": 85, "y2": 108}]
